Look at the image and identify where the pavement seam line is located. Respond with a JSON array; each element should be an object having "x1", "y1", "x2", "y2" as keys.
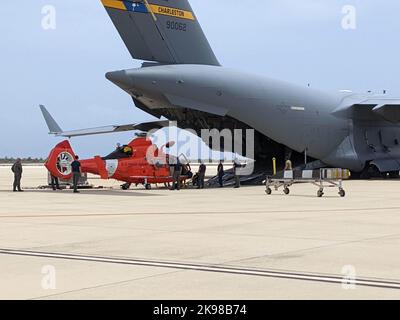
[
  {"x1": 1, "y1": 248, "x2": 400, "y2": 290},
  {"x1": 30, "y1": 270, "x2": 182, "y2": 300}
]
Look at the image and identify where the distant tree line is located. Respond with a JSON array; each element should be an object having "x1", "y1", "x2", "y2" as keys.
[{"x1": 0, "y1": 157, "x2": 45, "y2": 164}]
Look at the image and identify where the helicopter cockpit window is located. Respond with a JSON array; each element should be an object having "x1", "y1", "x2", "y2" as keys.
[{"x1": 102, "y1": 145, "x2": 133, "y2": 160}]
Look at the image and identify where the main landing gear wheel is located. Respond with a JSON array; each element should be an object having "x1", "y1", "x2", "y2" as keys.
[
  {"x1": 388, "y1": 171, "x2": 400, "y2": 179},
  {"x1": 339, "y1": 189, "x2": 346, "y2": 197},
  {"x1": 317, "y1": 189, "x2": 324, "y2": 198},
  {"x1": 266, "y1": 187, "x2": 272, "y2": 195},
  {"x1": 145, "y1": 183, "x2": 152, "y2": 190},
  {"x1": 121, "y1": 183, "x2": 131, "y2": 190},
  {"x1": 283, "y1": 187, "x2": 290, "y2": 195}
]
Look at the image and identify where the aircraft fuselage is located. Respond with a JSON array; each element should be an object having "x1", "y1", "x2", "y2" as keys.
[{"x1": 106, "y1": 64, "x2": 400, "y2": 172}]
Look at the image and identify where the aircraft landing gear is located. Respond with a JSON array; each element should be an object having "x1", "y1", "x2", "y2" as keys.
[
  {"x1": 388, "y1": 171, "x2": 400, "y2": 179},
  {"x1": 359, "y1": 164, "x2": 383, "y2": 180},
  {"x1": 359, "y1": 164, "x2": 400, "y2": 180},
  {"x1": 145, "y1": 183, "x2": 152, "y2": 190},
  {"x1": 121, "y1": 183, "x2": 131, "y2": 190}
]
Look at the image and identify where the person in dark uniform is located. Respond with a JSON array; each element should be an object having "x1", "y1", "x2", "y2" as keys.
[
  {"x1": 217, "y1": 160, "x2": 224, "y2": 187},
  {"x1": 172, "y1": 159, "x2": 182, "y2": 190},
  {"x1": 71, "y1": 155, "x2": 81, "y2": 193},
  {"x1": 50, "y1": 174, "x2": 61, "y2": 191},
  {"x1": 233, "y1": 159, "x2": 242, "y2": 188},
  {"x1": 197, "y1": 162, "x2": 206, "y2": 189},
  {"x1": 11, "y1": 158, "x2": 23, "y2": 192}
]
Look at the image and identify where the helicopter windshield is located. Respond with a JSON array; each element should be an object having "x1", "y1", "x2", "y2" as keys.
[{"x1": 102, "y1": 145, "x2": 133, "y2": 160}]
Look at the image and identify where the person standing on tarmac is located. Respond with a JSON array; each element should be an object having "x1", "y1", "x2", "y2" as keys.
[
  {"x1": 50, "y1": 174, "x2": 61, "y2": 191},
  {"x1": 197, "y1": 162, "x2": 207, "y2": 189},
  {"x1": 11, "y1": 158, "x2": 23, "y2": 192},
  {"x1": 233, "y1": 159, "x2": 242, "y2": 189},
  {"x1": 172, "y1": 159, "x2": 182, "y2": 190},
  {"x1": 71, "y1": 155, "x2": 81, "y2": 193},
  {"x1": 217, "y1": 160, "x2": 224, "y2": 187},
  {"x1": 284, "y1": 160, "x2": 293, "y2": 171}
]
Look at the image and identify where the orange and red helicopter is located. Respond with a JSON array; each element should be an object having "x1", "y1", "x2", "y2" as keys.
[
  {"x1": 45, "y1": 136, "x2": 192, "y2": 190},
  {"x1": 41, "y1": 105, "x2": 192, "y2": 190}
]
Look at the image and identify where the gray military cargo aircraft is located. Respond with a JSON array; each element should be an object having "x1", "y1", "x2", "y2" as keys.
[
  {"x1": 48, "y1": 0, "x2": 400, "y2": 178},
  {"x1": 98, "y1": 0, "x2": 400, "y2": 178}
]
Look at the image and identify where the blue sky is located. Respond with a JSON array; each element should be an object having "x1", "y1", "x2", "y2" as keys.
[{"x1": 1, "y1": 0, "x2": 399, "y2": 158}]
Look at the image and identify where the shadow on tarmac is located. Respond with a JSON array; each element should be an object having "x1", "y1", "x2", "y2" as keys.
[{"x1": 0, "y1": 189, "x2": 161, "y2": 197}]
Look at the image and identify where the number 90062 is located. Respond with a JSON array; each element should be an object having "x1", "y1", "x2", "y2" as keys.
[{"x1": 166, "y1": 20, "x2": 187, "y2": 32}]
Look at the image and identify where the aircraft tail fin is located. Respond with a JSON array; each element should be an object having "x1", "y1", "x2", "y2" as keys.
[
  {"x1": 45, "y1": 141, "x2": 108, "y2": 180},
  {"x1": 39, "y1": 105, "x2": 62, "y2": 134},
  {"x1": 100, "y1": 0, "x2": 220, "y2": 66},
  {"x1": 45, "y1": 140, "x2": 76, "y2": 180}
]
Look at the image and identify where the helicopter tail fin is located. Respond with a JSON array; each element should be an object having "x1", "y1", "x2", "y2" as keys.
[{"x1": 45, "y1": 140, "x2": 76, "y2": 180}]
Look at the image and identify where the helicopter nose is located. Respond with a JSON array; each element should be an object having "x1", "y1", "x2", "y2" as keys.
[{"x1": 105, "y1": 70, "x2": 133, "y2": 89}]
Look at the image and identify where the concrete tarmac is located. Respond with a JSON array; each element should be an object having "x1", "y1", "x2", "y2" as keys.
[{"x1": 1, "y1": 165, "x2": 400, "y2": 299}]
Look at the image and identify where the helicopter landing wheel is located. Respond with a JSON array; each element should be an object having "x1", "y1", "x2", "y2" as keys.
[{"x1": 121, "y1": 183, "x2": 131, "y2": 190}]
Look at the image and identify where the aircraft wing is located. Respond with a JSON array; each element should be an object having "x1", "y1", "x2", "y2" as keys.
[
  {"x1": 332, "y1": 97, "x2": 400, "y2": 122},
  {"x1": 39, "y1": 105, "x2": 170, "y2": 138},
  {"x1": 370, "y1": 100, "x2": 400, "y2": 122}
]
